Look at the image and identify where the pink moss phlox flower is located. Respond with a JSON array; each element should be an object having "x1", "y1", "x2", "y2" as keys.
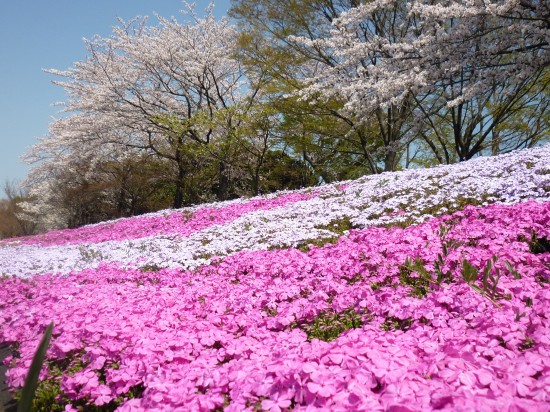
[
  {"x1": 0, "y1": 200, "x2": 549, "y2": 409},
  {"x1": 13, "y1": 192, "x2": 316, "y2": 246}
]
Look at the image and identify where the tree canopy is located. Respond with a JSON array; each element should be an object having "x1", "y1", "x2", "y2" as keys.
[{"x1": 15, "y1": 0, "x2": 549, "y2": 232}]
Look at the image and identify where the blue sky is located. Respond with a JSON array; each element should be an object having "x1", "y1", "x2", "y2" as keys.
[{"x1": 0, "y1": 1, "x2": 231, "y2": 197}]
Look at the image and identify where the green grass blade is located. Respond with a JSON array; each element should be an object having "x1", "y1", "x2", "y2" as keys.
[{"x1": 17, "y1": 321, "x2": 54, "y2": 412}]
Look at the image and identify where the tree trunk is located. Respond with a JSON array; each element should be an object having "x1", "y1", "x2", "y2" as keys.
[
  {"x1": 173, "y1": 163, "x2": 185, "y2": 209},
  {"x1": 116, "y1": 186, "x2": 125, "y2": 217},
  {"x1": 252, "y1": 165, "x2": 261, "y2": 196},
  {"x1": 217, "y1": 162, "x2": 230, "y2": 201},
  {"x1": 491, "y1": 132, "x2": 501, "y2": 156},
  {"x1": 384, "y1": 149, "x2": 397, "y2": 172}
]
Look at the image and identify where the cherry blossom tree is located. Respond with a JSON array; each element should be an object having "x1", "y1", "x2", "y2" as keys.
[
  {"x1": 295, "y1": 0, "x2": 549, "y2": 161},
  {"x1": 231, "y1": 0, "x2": 417, "y2": 173},
  {"x1": 39, "y1": 3, "x2": 260, "y2": 208}
]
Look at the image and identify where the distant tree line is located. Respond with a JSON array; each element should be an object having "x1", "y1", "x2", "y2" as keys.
[
  {"x1": 0, "y1": 182, "x2": 36, "y2": 239},
  {"x1": 5, "y1": 0, "x2": 548, "y2": 237}
]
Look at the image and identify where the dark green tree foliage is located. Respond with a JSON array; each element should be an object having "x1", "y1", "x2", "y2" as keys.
[{"x1": 230, "y1": 0, "x2": 405, "y2": 175}]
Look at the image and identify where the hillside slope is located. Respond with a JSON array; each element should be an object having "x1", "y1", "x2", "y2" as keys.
[
  {"x1": 1, "y1": 146, "x2": 550, "y2": 411},
  {"x1": 1, "y1": 145, "x2": 549, "y2": 278}
]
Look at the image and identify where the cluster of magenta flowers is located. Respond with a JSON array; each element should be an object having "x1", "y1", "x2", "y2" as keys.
[
  {"x1": 15, "y1": 192, "x2": 317, "y2": 247},
  {"x1": 0, "y1": 147, "x2": 549, "y2": 411}
]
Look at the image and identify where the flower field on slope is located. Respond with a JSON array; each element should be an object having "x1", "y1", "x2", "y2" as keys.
[
  {"x1": 0, "y1": 147, "x2": 550, "y2": 411},
  {"x1": 2, "y1": 145, "x2": 550, "y2": 278}
]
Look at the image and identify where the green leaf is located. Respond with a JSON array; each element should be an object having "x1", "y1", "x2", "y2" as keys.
[
  {"x1": 461, "y1": 259, "x2": 478, "y2": 284},
  {"x1": 18, "y1": 321, "x2": 54, "y2": 412},
  {"x1": 482, "y1": 258, "x2": 493, "y2": 291},
  {"x1": 413, "y1": 258, "x2": 431, "y2": 278},
  {"x1": 505, "y1": 260, "x2": 522, "y2": 279},
  {"x1": 490, "y1": 273, "x2": 502, "y2": 299}
]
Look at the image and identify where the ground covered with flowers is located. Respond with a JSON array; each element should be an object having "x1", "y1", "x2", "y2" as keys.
[{"x1": 1, "y1": 147, "x2": 550, "y2": 411}]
